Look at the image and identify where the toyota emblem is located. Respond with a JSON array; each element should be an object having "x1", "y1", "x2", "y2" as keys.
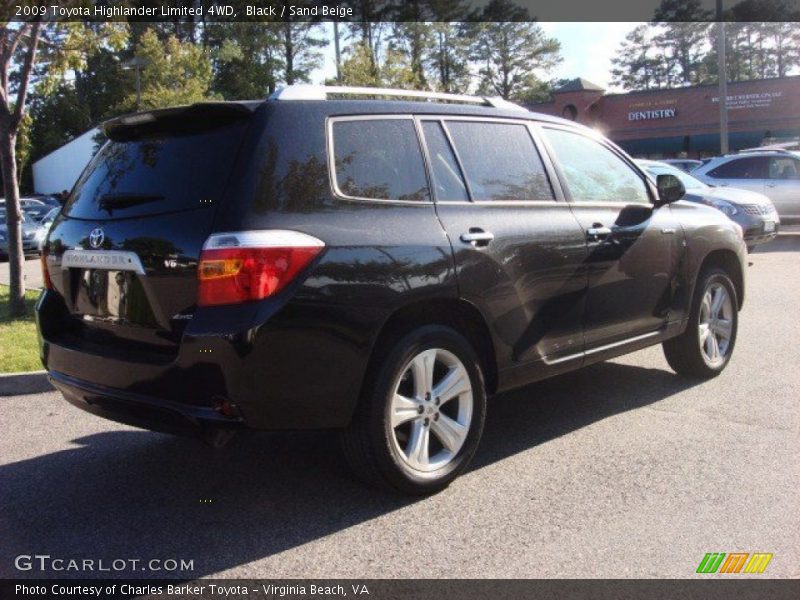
[{"x1": 88, "y1": 227, "x2": 105, "y2": 249}]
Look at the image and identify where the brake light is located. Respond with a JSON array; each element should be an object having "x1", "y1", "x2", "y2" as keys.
[
  {"x1": 41, "y1": 251, "x2": 53, "y2": 290},
  {"x1": 197, "y1": 230, "x2": 324, "y2": 307}
]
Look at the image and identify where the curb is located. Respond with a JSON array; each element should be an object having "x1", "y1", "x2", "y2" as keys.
[{"x1": 0, "y1": 370, "x2": 53, "y2": 396}]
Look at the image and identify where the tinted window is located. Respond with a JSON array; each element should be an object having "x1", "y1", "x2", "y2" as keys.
[
  {"x1": 708, "y1": 156, "x2": 769, "y2": 179},
  {"x1": 445, "y1": 121, "x2": 554, "y2": 201},
  {"x1": 66, "y1": 124, "x2": 246, "y2": 220},
  {"x1": 421, "y1": 121, "x2": 469, "y2": 201},
  {"x1": 543, "y1": 128, "x2": 649, "y2": 204},
  {"x1": 332, "y1": 119, "x2": 428, "y2": 201},
  {"x1": 769, "y1": 157, "x2": 800, "y2": 179}
]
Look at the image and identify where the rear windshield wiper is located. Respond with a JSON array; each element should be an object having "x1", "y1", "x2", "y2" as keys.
[{"x1": 99, "y1": 193, "x2": 164, "y2": 213}]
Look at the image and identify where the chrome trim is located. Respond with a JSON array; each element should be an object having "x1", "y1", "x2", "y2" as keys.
[
  {"x1": 61, "y1": 250, "x2": 146, "y2": 275},
  {"x1": 544, "y1": 330, "x2": 662, "y2": 365},
  {"x1": 203, "y1": 230, "x2": 325, "y2": 250}
]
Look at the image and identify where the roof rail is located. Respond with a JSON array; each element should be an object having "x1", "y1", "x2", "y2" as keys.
[
  {"x1": 738, "y1": 147, "x2": 798, "y2": 155},
  {"x1": 269, "y1": 84, "x2": 528, "y2": 112}
]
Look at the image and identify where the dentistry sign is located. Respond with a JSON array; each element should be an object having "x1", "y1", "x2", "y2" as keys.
[{"x1": 628, "y1": 108, "x2": 677, "y2": 121}]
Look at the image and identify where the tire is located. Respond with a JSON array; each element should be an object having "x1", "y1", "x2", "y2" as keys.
[
  {"x1": 342, "y1": 324, "x2": 487, "y2": 495},
  {"x1": 663, "y1": 267, "x2": 738, "y2": 379}
]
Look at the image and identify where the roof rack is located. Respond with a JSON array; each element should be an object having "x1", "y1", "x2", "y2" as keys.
[
  {"x1": 737, "y1": 147, "x2": 798, "y2": 155},
  {"x1": 269, "y1": 84, "x2": 528, "y2": 112}
]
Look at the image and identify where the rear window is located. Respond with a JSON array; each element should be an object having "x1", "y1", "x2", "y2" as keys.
[
  {"x1": 445, "y1": 121, "x2": 554, "y2": 201},
  {"x1": 65, "y1": 123, "x2": 246, "y2": 219},
  {"x1": 331, "y1": 118, "x2": 429, "y2": 201}
]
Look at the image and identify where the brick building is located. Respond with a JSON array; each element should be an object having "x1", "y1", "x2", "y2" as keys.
[{"x1": 530, "y1": 75, "x2": 800, "y2": 157}]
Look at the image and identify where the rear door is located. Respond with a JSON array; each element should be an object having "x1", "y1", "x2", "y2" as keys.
[
  {"x1": 539, "y1": 125, "x2": 685, "y2": 349},
  {"x1": 420, "y1": 117, "x2": 588, "y2": 386},
  {"x1": 766, "y1": 155, "x2": 800, "y2": 220},
  {"x1": 44, "y1": 104, "x2": 252, "y2": 356}
]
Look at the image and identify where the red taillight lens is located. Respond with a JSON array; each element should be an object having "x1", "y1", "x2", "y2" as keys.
[
  {"x1": 41, "y1": 252, "x2": 53, "y2": 290},
  {"x1": 197, "y1": 231, "x2": 324, "y2": 307}
]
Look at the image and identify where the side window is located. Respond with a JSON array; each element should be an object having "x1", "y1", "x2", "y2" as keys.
[
  {"x1": 708, "y1": 156, "x2": 769, "y2": 180},
  {"x1": 445, "y1": 121, "x2": 554, "y2": 201},
  {"x1": 769, "y1": 157, "x2": 800, "y2": 180},
  {"x1": 421, "y1": 121, "x2": 469, "y2": 201},
  {"x1": 331, "y1": 119, "x2": 429, "y2": 201},
  {"x1": 542, "y1": 128, "x2": 649, "y2": 204}
]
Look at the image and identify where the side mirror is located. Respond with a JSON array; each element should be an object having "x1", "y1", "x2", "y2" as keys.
[{"x1": 656, "y1": 173, "x2": 686, "y2": 205}]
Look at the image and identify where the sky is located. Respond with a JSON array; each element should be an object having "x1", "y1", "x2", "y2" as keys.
[{"x1": 310, "y1": 22, "x2": 640, "y2": 93}]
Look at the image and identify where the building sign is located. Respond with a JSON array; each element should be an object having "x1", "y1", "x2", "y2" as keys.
[
  {"x1": 711, "y1": 91, "x2": 783, "y2": 110},
  {"x1": 628, "y1": 108, "x2": 677, "y2": 121}
]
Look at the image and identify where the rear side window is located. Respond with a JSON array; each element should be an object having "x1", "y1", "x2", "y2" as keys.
[
  {"x1": 707, "y1": 156, "x2": 769, "y2": 179},
  {"x1": 421, "y1": 121, "x2": 469, "y2": 202},
  {"x1": 66, "y1": 124, "x2": 246, "y2": 220},
  {"x1": 445, "y1": 121, "x2": 554, "y2": 201},
  {"x1": 331, "y1": 119, "x2": 429, "y2": 201},
  {"x1": 542, "y1": 128, "x2": 649, "y2": 204},
  {"x1": 769, "y1": 156, "x2": 800, "y2": 179}
]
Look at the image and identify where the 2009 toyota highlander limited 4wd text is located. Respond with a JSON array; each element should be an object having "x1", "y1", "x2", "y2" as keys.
[{"x1": 36, "y1": 85, "x2": 746, "y2": 495}]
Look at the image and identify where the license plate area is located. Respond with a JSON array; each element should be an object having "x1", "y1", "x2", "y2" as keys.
[
  {"x1": 69, "y1": 268, "x2": 157, "y2": 326},
  {"x1": 764, "y1": 220, "x2": 775, "y2": 233}
]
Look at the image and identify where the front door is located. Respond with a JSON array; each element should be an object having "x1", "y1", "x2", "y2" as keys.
[
  {"x1": 539, "y1": 126, "x2": 686, "y2": 350},
  {"x1": 417, "y1": 117, "x2": 589, "y2": 387}
]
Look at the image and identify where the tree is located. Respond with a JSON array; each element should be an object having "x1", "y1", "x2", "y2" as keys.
[
  {"x1": 0, "y1": 21, "x2": 127, "y2": 316},
  {"x1": 117, "y1": 29, "x2": 215, "y2": 112},
  {"x1": 611, "y1": 25, "x2": 663, "y2": 91},
  {"x1": 652, "y1": 0, "x2": 712, "y2": 86},
  {"x1": 278, "y1": 21, "x2": 327, "y2": 85},
  {"x1": 337, "y1": 42, "x2": 382, "y2": 87},
  {"x1": 470, "y1": 0, "x2": 561, "y2": 100},
  {"x1": 209, "y1": 24, "x2": 282, "y2": 99}
]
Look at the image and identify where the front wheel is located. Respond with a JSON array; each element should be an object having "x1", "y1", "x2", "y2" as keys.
[
  {"x1": 663, "y1": 268, "x2": 738, "y2": 378},
  {"x1": 342, "y1": 325, "x2": 487, "y2": 495}
]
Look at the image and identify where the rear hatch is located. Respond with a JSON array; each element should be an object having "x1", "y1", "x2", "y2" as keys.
[{"x1": 43, "y1": 103, "x2": 255, "y2": 361}]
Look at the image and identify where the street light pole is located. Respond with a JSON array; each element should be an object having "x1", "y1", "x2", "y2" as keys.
[
  {"x1": 333, "y1": 22, "x2": 342, "y2": 83},
  {"x1": 717, "y1": 0, "x2": 729, "y2": 154},
  {"x1": 121, "y1": 56, "x2": 151, "y2": 112}
]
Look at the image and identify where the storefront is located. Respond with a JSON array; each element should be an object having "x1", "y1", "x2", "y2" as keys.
[{"x1": 530, "y1": 76, "x2": 800, "y2": 158}]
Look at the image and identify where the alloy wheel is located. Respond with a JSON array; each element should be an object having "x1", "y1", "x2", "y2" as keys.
[
  {"x1": 698, "y1": 282, "x2": 734, "y2": 367},
  {"x1": 388, "y1": 348, "x2": 473, "y2": 473}
]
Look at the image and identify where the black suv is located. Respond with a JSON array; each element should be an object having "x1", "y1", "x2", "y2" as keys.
[{"x1": 36, "y1": 86, "x2": 746, "y2": 494}]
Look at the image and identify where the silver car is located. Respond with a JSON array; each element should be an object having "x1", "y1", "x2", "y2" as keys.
[
  {"x1": 692, "y1": 149, "x2": 800, "y2": 222},
  {"x1": 0, "y1": 207, "x2": 41, "y2": 257},
  {"x1": 637, "y1": 160, "x2": 779, "y2": 250}
]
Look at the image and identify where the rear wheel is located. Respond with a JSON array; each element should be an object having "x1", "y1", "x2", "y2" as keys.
[
  {"x1": 342, "y1": 325, "x2": 487, "y2": 495},
  {"x1": 663, "y1": 268, "x2": 738, "y2": 378}
]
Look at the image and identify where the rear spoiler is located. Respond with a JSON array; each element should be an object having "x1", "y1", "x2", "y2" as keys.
[{"x1": 103, "y1": 101, "x2": 260, "y2": 141}]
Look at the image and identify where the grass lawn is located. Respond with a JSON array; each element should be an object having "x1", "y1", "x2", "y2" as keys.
[{"x1": 0, "y1": 285, "x2": 42, "y2": 373}]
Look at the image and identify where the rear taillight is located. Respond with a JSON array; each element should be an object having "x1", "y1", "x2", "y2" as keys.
[
  {"x1": 41, "y1": 252, "x2": 53, "y2": 290},
  {"x1": 197, "y1": 230, "x2": 324, "y2": 307}
]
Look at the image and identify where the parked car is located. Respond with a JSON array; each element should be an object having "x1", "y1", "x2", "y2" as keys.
[
  {"x1": 661, "y1": 158, "x2": 702, "y2": 172},
  {"x1": 693, "y1": 149, "x2": 800, "y2": 222},
  {"x1": 0, "y1": 207, "x2": 41, "y2": 258},
  {"x1": 637, "y1": 159, "x2": 779, "y2": 250},
  {"x1": 37, "y1": 86, "x2": 747, "y2": 494}
]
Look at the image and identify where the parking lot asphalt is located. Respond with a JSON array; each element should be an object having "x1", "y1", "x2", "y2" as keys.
[{"x1": 0, "y1": 234, "x2": 798, "y2": 579}]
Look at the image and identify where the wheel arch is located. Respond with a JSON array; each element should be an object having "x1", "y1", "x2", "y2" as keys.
[
  {"x1": 697, "y1": 248, "x2": 745, "y2": 310},
  {"x1": 363, "y1": 298, "x2": 499, "y2": 398}
]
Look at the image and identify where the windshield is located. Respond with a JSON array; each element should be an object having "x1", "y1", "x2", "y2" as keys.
[{"x1": 644, "y1": 164, "x2": 707, "y2": 190}]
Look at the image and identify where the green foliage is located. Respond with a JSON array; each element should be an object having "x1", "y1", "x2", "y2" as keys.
[
  {"x1": 338, "y1": 42, "x2": 381, "y2": 87},
  {"x1": 0, "y1": 285, "x2": 41, "y2": 373},
  {"x1": 470, "y1": 1, "x2": 562, "y2": 100},
  {"x1": 117, "y1": 30, "x2": 217, "y2": 112}
]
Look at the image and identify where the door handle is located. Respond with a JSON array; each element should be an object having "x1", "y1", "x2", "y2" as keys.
[
  {"x1": 586, "y1": 225, "x2": 612, "y2": 240},
  {"x1": 766, "y1": 183, "x2": 778, "y2": 188},
  {"x1": 661, "y1": 227, "x2": 676, "y2": 234},
  {"x1": 460, "y1": 229, "x2": 494, "y2": 247}
]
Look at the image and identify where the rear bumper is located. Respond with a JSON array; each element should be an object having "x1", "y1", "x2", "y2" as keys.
[{"x1": 50, "y1": 370, "x2": 244, "y2": 435}]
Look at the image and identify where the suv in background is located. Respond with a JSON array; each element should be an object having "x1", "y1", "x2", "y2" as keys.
[
  {"x1": 693, "y1": 150, "x2": 800, "y2": 222},
  {"x1": 36, "y1": 86, "x2": 747, "y2": 494}
]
